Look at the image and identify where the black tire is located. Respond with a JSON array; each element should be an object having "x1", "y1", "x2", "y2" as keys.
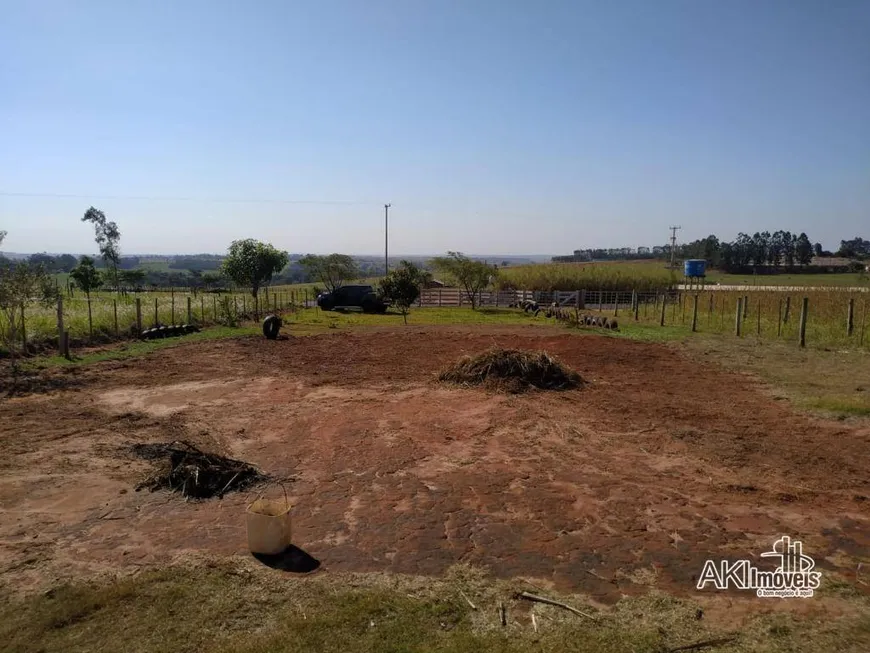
[
  {"x1": 262, "y1": 315, "x2": 282, "y2": 340},
  {"x1": 361, "y1": 298, "x2": 377, "y2": 314}
]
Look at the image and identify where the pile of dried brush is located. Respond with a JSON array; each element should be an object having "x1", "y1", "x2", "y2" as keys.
[
  {"x1": 438, "y1": 347, "x2": 584, "y2": 393},
  {"x1": 131, "y1": 440, "x2": 265, "y2": 499}
]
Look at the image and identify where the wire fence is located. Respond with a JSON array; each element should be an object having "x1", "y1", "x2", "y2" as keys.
[{"x1": 2, "y1": 285, "x2": 868, "y2": 356}]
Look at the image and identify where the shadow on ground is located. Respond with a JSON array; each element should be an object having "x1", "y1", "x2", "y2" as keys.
[{"x1": 252, "y1": 545, "x2": 321, "y2": 573}]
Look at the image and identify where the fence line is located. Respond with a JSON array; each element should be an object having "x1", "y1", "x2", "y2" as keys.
[{"x1": 4, "y1": 285, "x2": 869, "y2": 356}]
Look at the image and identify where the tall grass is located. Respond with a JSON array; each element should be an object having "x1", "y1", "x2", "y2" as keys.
[
  {"x1": 616, "y1": 289, "x2": 869, "y2": 350},
  {"x1": 1, "y1": 286, "x2": 309, "y2": 353},
  {"x1": 497, "y1": 262, "x2": 677, "y2": 292}
]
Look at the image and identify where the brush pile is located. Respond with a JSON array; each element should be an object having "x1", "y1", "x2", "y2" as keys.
[
  {"x1": 438, "y1": 347, "x2": 583, "y2": 393},
  {"x1": 131, "y1": 440, "x2": 265, "y2": 499}
]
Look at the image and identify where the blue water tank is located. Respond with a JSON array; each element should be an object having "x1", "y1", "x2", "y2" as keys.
[{"x1": 684, "y1": 259, "x2": 707, "y2": 277}]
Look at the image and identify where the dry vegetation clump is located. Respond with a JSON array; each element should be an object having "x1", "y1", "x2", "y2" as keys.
[
  {"x1": 438, "y1": 347, "x2": 584, "y2": 393},
  {"x1": 131, "y1": 440, "x2": 266, "y2": 499}
]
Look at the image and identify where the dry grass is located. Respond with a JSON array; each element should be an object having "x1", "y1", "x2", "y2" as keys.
[
  {"x1": 438, "y1": 347, "x2": 584, "y2": 392},
  {"x1": 1, "y1": 560, "x2": 867, "y2": 653}
]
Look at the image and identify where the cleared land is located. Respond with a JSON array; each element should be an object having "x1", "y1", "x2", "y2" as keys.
[{"x1": 1, "y1": 324, "x2": 868, "y2": 651}]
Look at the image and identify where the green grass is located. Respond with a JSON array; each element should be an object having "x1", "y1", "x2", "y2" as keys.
[
  {"x1": 706, "y1": 270, "x2": 869, "y2": 287},
  {"x1": 288, "y1": 306, "x2": 546, "y2": 330},
  {"x1": 2, "y1": 562, "x2": 867, "y2": 653},
  {"x1": 801, "y1": 397, "x2": 870, "y2": 417}
]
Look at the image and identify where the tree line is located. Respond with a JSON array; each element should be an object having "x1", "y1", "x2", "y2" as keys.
[
  {"x1": 557, "y1": 233, "x2": 869, "y2": 269},
  {"x1": 680, "y1": 232, "x2": 869, "y2": 272}
]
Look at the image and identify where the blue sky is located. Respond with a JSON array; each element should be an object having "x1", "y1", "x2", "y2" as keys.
[{"x1": 1, "y1": 0, "x2": 868, "y2": 255}]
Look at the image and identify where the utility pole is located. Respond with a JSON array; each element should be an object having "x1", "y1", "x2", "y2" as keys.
[
  {"x1": 384, "y1": 203, "x2": 391, "y2": 275},
  {"x1": 668, "y1": 225, "x2": 682, "y2": 269}
]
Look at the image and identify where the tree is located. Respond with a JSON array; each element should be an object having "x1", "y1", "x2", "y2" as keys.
[
  {"x1": 120, "y1": 269, "x2": 146, "y2": 290},
  {"x1": 69, "y1": 256, "x2": 103, "y2": 337},
  {"x1": 795, "y1": 233, "x2": 813, "y2": 266},
  {"x1": 813, "y1": 242, "x2": 824, "y2": 258},
  {"x1": 837, "y1": 237, "x2": 870, "y2": 259},
  {"x1": 430, "y1": 252, "x2": 497, "y2": 310},
  {"x1": 768, "y1": 231, "x2": 785, "y2": 267},
  {"x1": 299, "y1": 254, "x2": 360, "y2": 294},
  {"x1": 200, "y1": 271, "x2": 224, "y2": 291},
  {"x1": 221, "y1": 239, "x2": 289, "y2": 303},
  {"x1": 0, "y1": 258, "x2": 56, "y2": 371},
  {"x1": 379, "y1": 260, "x2": 428, "y2": 324},
  {"x1": 782, "y1": 232, "x2": 796, "y2": 268},
  {"x1": 82, "y1": 207, "x2": 122, "y2": 292}
]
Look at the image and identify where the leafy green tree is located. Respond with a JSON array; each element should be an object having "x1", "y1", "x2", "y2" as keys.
[
  {"x1": 200, "y1": 271, "x2": 224, "y2": 291},
  {"x1": 430, "y1": 252, "x2": 497, "y2": 310},
  {"x1": 0, "y1": 257, "x2": 56, "y2": 370},
  {"x1": 795, "y1": 233, "x2": 814, "y2": 266},
  {"x1": 782, "y1": 232, "x2": 796, "y2": 267},
  {"x1": 299, "y1": 254, "x2": 360, "y2": 294},
  {"x1": 379, "y1": 260, "x2": 428, "y2": 324},
  {"x1": 120, "y1": 269, "x2": 146, "y2": 289},
  {"x1": 82, "y1": 207, "x2": 122, "y2": 292},
  {"x1": 70, "y1": 256, "x2": 103, "y2": 336},
  {"x1": 221, "y1": 239, "x2": 289, "y2": 303}
]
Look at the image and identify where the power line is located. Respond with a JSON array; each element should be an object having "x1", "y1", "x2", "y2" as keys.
[{"x1": 0, "y1": 191, "x2": 378, "y2": 205}]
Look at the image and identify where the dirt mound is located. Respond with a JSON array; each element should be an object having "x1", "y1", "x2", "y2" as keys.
[
  {"x1": 131, "y1": 440, "x2": 266, "y2": 499},
  {"x1": 438, "y1": 347, "x2": 583, "y2": 393}
]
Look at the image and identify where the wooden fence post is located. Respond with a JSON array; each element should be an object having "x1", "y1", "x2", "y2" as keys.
[
  {"x1": 847, "y1": 298, "x2": 855, "y2": 336},
  {"x1": 57, "y1": 296, "x2": 65, "y2": 355},
  {"x1": 691, "y1": 294, "x2": 699, "y2": 332},
  {"x1": 20, "y1": 306, "x2": 27, "y2": 353},
  {"x1": 634, "y1": 291, "x2": 640, "y2": 321},
  {"x1": 598, "y1": 289, "x2": 603, "y2": 312},
  {"x1": 113, "y1": 299, "x2": 119, "y2": 336},
  {"x1": 798, "y1": 297, "x2": 808, "y2": 348},
  {"x1": 579, "y1": 289, "x2": 586, "y2": 309},
  {"x1": 61, "y1": 330, "x2": 70, "y2": 359},
  {"x1": 201, "y1": 296, "x2": 205, "y2": 322},
  {"x1": 187, "y1": 297, "x2": 192, "y2": 323},
  {"x1": 213, "y1": 295, "x2": 218, "y2": 322},
  {"x1": 783, "y1": 296, "x2": 791, "y2": 323},
  {"x1": 154, "y1": 297, "x2": 158, "y2": 327},
  {"x1": 171, "y1": 288, "x2": 175, "y2": 324},
  {"x1": 86, "y1": 296, "x2": 93, "y2": 338},
  {"x1": 614, "y1": 293, "x2": 619, "y2": 316},
  {"x1": 777, "y1": 298, "x2": 783, "y2": 337},
  {"x1": 135, "y1": 298, "x2": 142, "y2": 334},
  {"x1": 708, "y1": 293, "x2": 714, "y2": 322},
  {"x1": 756, "y1": 300, "x2": 761, "y2": 336},
  {"x1": 735, "y1": 297, "x2": 743, "y2": 336},
  {"x1": 659, "y1": 294, "x2": 666, "y2": 326},
  {"x1": 860, "y1": 300, "x2": 867, "y2": 347},
  {"x1": 743, "y1": 295, "x2": 749, "y2": 320},
  {"x1": 439, "y1": 288, "x2": 442, "y2": 307}
]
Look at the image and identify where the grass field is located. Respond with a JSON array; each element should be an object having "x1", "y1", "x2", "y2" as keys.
[
  {"x1": 497, "y1": 259, "x2": 868, "y2": 291},
  {"x1": 705, "y1": 269, "x2": 869, "y2": 287},
  {"x1": 3, "y1": 562, "x2": 867, "y2": 653}
]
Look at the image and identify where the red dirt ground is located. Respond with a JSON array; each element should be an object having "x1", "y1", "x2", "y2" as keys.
[{"x1": 1, "y1": 326, "x2": 868, "y2": 604}]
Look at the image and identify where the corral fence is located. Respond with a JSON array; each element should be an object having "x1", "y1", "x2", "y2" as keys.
[{"x1": 3, "y1": 284, "x2": 869, "y2": 358}]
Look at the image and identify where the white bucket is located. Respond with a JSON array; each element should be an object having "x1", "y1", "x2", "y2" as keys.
[{"x1": 246, "y1": 487, "x2": 292, "y2": 555}]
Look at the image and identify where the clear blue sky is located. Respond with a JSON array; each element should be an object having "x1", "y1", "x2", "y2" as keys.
[{"x1": 1, "y1": 0, "x2": 868, "y2": 256}]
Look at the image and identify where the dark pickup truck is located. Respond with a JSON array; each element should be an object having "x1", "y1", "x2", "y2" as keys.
[{"x1": 316, "y1": 285, "x2": 389, "y2": 313}]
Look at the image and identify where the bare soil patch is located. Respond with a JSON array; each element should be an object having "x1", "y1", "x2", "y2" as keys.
[{"x1": 1, "y1": 326, "x2": 867, "y2": 608}]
